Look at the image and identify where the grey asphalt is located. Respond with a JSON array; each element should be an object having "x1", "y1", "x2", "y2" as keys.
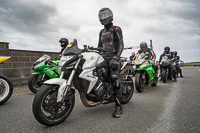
[{"x1": 0, "y1": 66, "x2": 200, "y2": 133}]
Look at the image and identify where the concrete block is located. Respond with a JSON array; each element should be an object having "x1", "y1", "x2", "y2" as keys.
[
  {"x1": 5, "y1": 68, "x2": 20, "y2": 75},
  {"x1": 0, "y1": 44, "x2": 4, "y2": 49},
  {"x1": 19, "y1": 68, "x2": 32, "y2": 74},
  {"x1": 31, "y1": 57, "x2": 39, "y2": 62},
  {"x1": 3, "y1": 63, "x2": 12, "y2": 68},
  {"x1": 26, "y1": 73, "x2": 32, "y2": 78},
  {"x1": 6, "y1": 56, "x2": 18, "y2": 62},
  {"x1": 0, "y1": 68, "x2": 5, "y2": 74},
  {"x1": 11, "y1": 50, "x2": 25, "y2": 56},
  {"x1": 24, "y1": 51, "x2": 36, "y2": 56},
  {"x1": 13, "y1": 63, "x2": 24, "y2": 68},
  {"x1": 19, "y1": 57, "x2": 30, "y2": 62},
  {"x1": 25, "y1": 63, "x2": 33, "y2": 68},
  {"x1": 0, "y1": 50, "x2": 11, "y2": 56}
]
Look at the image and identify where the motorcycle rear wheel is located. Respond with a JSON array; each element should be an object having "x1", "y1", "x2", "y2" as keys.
[
  {"x1": 121, "y1": 76, "x2": 134, "y2": 104},
  {"x1": 32, "y1": 85, "x2": 75, "y2": 126},
  {"x1": 0, "y1": 74, "x2": 13, "y2": 105},
  {"x1": 135, "y1": 73, "x2": 145, "y2": 93}
]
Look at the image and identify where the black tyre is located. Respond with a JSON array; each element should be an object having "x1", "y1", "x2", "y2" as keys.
[
  {"x1": 161, "y1": 70, "x2": 167, "y2": 83},
  {"x1": 152, "y1": 77, "x2": 158, "y2": 86},
  {"x1": 32, "y1": 85, "x2": 75, "y2": 126},
  {"x1": 121, "y1": 76, "x2": 134, "y2": 104},
  {"x1": 135, "y1": 73, "x2": 145, "y2": 93},
  {"x1": 28, "y1": 74, "x2": 48, "y2": 93},
  {"x1": 0, "y1": 74, "x2": 13, "y2": 105}
]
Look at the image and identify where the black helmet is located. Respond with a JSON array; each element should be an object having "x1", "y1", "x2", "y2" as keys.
[
  {"x1": 174, "y1": 51, "x2": 177, "y2": 56},
  {"x1": 98, "y1": 8, "x2": 113, "y2": 25},
  {"x1": 131, "y1": 52, "x2": 135, "y2": 57},
  {"x1": 130, "y1": 52, "x2": 135, "y2": 61},
  {"x1": 164, "y1": 46, "x2": 170, "y2": 53},
  {"x1": 140, "y1": 42, "x2": 148, "y2": 51},
  {"x1": 59, "y1": 38, "x2": 68, "y2": 47}
]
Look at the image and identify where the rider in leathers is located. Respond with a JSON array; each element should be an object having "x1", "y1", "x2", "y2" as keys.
[
  {"x1": 59, "y1": 38, "x2": 68, "y2": 54},
  {"x1": 174, "y1": 51, "x2": 183, "y2": 77},
  {"x1": 97, "y1": 8, "x2": 124, "y2": 118},
  {"x1": 135, "y1": 42, "x2": 158, "y2": 76},
  {"x1": 159, "y1": 46, "x2": 177, "y2": 82},
  {"x1": 55, "y1": 38, "x2": 69, "y2": 60},
  {"x1": 129, "y1": 52, "x2": 136, "y2": 63}
]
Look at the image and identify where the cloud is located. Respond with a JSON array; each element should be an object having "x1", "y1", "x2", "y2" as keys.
[
  {"x1": 0, "y1": 0, "x2": 57, "y2": 35},
  {"x1": 0, "y1": 0, "x2": 199, "y2": 62}
]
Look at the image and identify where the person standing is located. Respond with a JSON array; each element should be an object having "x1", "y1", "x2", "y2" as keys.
[{"x1": 98, "y1": 8, "x2": 124, "y2": 118}]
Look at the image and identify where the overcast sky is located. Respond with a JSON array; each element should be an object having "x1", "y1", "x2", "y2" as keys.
[{"x1": 0, "y1": 0, "x2": 199, "y2": 62}]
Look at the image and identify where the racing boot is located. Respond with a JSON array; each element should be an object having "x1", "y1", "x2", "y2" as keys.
[
  {"x1": 174, "y1": 77, "x2": 177, "y2": 82},
  {"x1": 180, "y1": 69, "x2": 184, "y2": 77},
  {"x1": 113, "y1": 90, "x2": 122, "y2": 118}
]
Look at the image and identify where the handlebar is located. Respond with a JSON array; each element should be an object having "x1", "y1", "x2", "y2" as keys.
[
  {"x1": 88, "y1": 46, "x2": 103, "y2": 51},
  {"x1": 45, "y1": 60, "x2": 58, "y2": 67}
]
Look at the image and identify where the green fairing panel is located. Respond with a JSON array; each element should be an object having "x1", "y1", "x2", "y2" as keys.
[
  {"x1": 32, "y1": 72, "x2": 43, "y2": 75},
  {"x1": 133, "y1": 60, "x2": 155, "y2": 83}
]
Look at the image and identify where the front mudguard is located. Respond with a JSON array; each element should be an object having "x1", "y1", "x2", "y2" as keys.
[
  {"x1": 43, "y1": 78, "x2": 68, "y2": 102},
  {"x1": 32, "y1": 71, "x2": 43, "y2": 75}
]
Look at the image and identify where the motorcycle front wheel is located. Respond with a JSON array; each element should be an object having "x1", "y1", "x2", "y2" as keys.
[
  {"x1": 28, "y1": 74, "x2": 48, "y2": 93},
  {"x1": 32, "y1": 85, "x2": 75, "y2": 126},
  {"x1": 135, "y1": 72, "x2": 145, "y2": 93},
  {"x1": 161, "y1": 70, "x2": 167, "y2": 83},
  {"x1": 0, "y1": 74, "x2": 13, "y2": 105}
]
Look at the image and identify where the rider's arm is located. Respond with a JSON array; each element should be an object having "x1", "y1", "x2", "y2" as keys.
[
  {"x1": 176, "y1": 56, "x2": 180, "y2": 62},
  {"x1": 98, "y1": 29, "x2": 103, "y2": 48},
  {"x1": 114, "y1": 26, "x2": 124, "y2": 58},
  {"x1": 150, "y1": 49, "x2": 156, "y2": 60},
  {"x1": 159, "y1": 54, "x2": 163, "y2": 63}
]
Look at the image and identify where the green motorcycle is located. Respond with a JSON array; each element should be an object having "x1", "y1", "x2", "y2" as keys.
[
  {"x1": 28, "y1": 55, "x2": 61, "y2": 93},
  {"x1": 133, "y1": 53, "x2": 158, "y2": 93}
]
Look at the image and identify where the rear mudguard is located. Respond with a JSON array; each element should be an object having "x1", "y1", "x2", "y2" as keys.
[{"x1": 43, "y1": 78, "x2": 68, "y2": 102}]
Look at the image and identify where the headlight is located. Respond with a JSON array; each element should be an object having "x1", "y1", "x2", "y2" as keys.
[
  {"x1": 59, "y1": 56, "x2": 73, "y2": 66},
  {"x1": 133, "y1": 66, "x2": 136, "y2": 69},
  {"x1": 139, "y1": 64, "x2": 147, "y2": 69}
]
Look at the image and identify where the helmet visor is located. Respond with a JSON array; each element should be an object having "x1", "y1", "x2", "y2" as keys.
[
  {"x1": 142, "y1": 46, "x2": 147, "y2": 50},
  {"x1": 99, "y1": 10, "x2": 113, "y2": 20}
]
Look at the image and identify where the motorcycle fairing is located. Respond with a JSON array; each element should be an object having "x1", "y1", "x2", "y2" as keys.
[
  {"x1": 81, "y1": 52, "x2": 104, "y2": 70},
  {"x1": 0, "y1": 56, "x2": 10, "y2": 63},
  {"x1": 79, "y1": 68, "x2": 98, "y2": 94},
  {"x1": 134, "y1": 61, "x2": 155, "y2": 83}
]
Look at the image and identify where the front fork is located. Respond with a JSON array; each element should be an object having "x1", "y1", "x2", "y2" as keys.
[{"x1": 60, "y1": 58, "x2": 81, "y2": 103}]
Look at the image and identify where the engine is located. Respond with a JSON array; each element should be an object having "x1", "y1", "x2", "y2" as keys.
[{"x1": 92, "y1": 67, "x2": 110, "y2": 98}]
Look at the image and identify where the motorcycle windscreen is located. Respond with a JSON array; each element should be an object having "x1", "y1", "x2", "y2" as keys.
[{"x1": 62, "y1": 39, "x2": 83, "y2": 56}]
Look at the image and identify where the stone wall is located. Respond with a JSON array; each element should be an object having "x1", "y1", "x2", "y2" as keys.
[{"x1": 0, "y1": 42, "x2": 59, "y2": 86}]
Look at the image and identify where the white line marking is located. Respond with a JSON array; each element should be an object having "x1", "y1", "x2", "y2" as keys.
[{"x1": 147, "y1": 82, "x2": 180, "y2": 133}]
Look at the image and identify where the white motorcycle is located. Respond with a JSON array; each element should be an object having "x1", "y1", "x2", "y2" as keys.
[{"x1": 32, "y1": 39, "x2": 134, "y2": 126}]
